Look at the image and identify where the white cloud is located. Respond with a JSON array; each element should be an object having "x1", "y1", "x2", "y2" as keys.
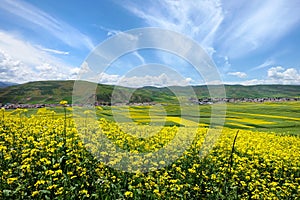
[
  {"x1": 0, "y1": 50, "x2": 80, "y2": 83},
  {"x1": 0, "y1": 0, "x2": 94, "y2": 50},
  {"x1": 0, "y1": 31, "x2": 80, "y2": 83},
  {"x1": 224, "y1": 66, "x2": 300, "y2": 85},
  {"x1": 117, "y1": 73, "x2": 192, "y2": 88},
  {"x1": 267, "y1": 66, "x2": 300, "y2": 84},
  {"x1": 93, "y1": 72, "x2": 193, "y2": 87},
  {"x1": 75, "y1": 62, "x2": 194, "y2": 87},
  {"x1": 228, "y1": 72, "x2": 247, "y2": 78},
  {"x1": 0, "y1": 51, "x2": 35, "y2": 83},
  {"x1": 99, "y1": 73, "x2": 121, "y2": 85}
]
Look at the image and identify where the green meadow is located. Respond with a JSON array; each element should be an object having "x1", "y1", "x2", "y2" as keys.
[{"x1": 95, "y1": 102, "x2": 300, "y2": 135}]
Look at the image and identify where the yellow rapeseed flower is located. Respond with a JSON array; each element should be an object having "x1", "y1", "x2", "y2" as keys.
[
  {"x1": 34, "y1": 180, "x2": 46, "y2": 187},
  {"x1": 59, "y1": 100, "x2": 68, "y2": 106},
  {"x1": 55, "y1": 187, "x2": 64, "y2": 195},
  {"x1": 79, "y1": 189, "x2": 89, "y2": 197},
  {"x1": 124, "y1": 191, "x2": 133, "y2": 198},
  {"x1": 7, "y1": 177, "x2": 18, "y2": 184},
  {"x1": 31, "y1": 191, "x2": 39, "y2": 197},
  {"x1": 47, "y1": 185, "x2": 58, "y2": 190}
]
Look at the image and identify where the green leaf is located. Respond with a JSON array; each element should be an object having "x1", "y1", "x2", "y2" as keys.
[
  {"x1": 3, "y1": 189, "x2": 12, "y2": 196},
  {"x1": 40, "y1": 190, "x2": 51, "y2": 194}
]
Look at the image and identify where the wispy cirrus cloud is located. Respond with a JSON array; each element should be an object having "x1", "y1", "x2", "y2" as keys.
[
  {"x1": 95, "y1": 25, "x2": 121, "y2": 37},
  {"x1": 250, "y1": 59, "x2": 275, "y2": 71},
  {"x1": 94, "y1": 25, "x2": 146, "y2": 68},
  {"x1": 122, "y1": 0, "x2": 300, "y2": 60},
  {"x1": 40, "y1": 48, "x2": 69, "y2": 55},
  {"x1": 0, "y1": 31, "x2": 53, "y2": 66},
  {"x1": 218, "y1": 0, "x2": 300, "y2": 57},
  {"x1": 121, "y1": 0, "x2": 224, "y2": 56},
  {"x1": 0, "y1": 30, "x2": 69, "y2": 67},
  {"x1": 0, "y1": 0, "x2": 94, "y2": 50},
  {"x1": 115, "y1": 1, "x2": 224, "y2": 84}
]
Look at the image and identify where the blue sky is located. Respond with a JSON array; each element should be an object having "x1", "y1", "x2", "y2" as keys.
[{"x1": 0, "y1": 0, "x2": 299, "y2": 86}]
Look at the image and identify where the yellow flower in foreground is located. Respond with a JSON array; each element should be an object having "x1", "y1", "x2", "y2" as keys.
[
  {"x1": 159, "y1": 160, "x2": 166, "y2": 165},
  {"x1": 79, "y1": 190, "x2": 90, "y2": 197},
  {"x1": 7, "y1": 177, "x2": 18, "y2": 184},
  {"x1": 1, "y1": 103, "x2": 299, "y2": 199},
  {"x1": 59, "y1": 100, "x2": 68, "y2": 106},
  {"x1": 34, "y1": 180, "x2": 46, "y2": 187},
  {"x1": 47, "y1": 185, "x2": 58, "y2": 190},
  {"x1": 55, "y1": 169, "x2": 63, "y2": 176},
  {"x1": 67, "y1": 171, "x2": 73, "y2": 176},
  {"x1": 154, "y1": 189, "x2": 160, "y2": 196},
  {"x1": 125, "y1": 191, "x2": 133, "y2": 198},
  {"x1": 53, "y1": 163, "x2": 60, "y2": 168},
  {"x1": 84, "y1": 110, "x2": 92, "y2": 115},
  {"x1": 32, "y1": 191, "x2": 39, "y2": 197},
  {"x1": 55, "y1": 187, "x2": 64, "y2": 195}
]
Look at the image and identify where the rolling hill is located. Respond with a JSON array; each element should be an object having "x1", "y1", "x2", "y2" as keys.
[{"x1": 0, "y1": 80, "x2": 299, "y2": 105}]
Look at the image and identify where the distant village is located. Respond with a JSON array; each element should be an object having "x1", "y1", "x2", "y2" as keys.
[
  {"x1": 0, "y1": 97, "x2": 299, "y2": 109},
  {"x1": 189, "y1": 97, "x2": 300, "y2": 104}
]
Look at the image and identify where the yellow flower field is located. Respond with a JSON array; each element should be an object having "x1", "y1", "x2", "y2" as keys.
[{"x1": 0, "y1": 108, "x2": 299, "y2": 199}]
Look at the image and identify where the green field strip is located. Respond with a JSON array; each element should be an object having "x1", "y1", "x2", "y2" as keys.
[
  {"x1": 225, "y1": 122, "x2": 254, "y2": 129},
  {"x1": 227, "y1": 111, "x2": 300, "y2": 121},
  {"x1": 165, "y1": 116, "x2": 200, "y2": 127},
  {"x1": 226, "y1": 117, "x2": 277, "y2": 125}
]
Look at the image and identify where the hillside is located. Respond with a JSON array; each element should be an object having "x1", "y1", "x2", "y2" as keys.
[
  {"x1": 191, "y1": 85, "x2": 300, "y2": 98},
  {"x1": 0, "y1": 80, "x2": 299, "y2": 104},
  {"x1": 0, "y1": 80, "x2": 168, "y2": 104}
]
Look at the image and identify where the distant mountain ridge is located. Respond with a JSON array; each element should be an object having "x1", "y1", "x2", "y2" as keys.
[
  {"x1": 0, "y1": 80, "x2": 299, "y2": 104},
  {"x1": 0, "y1": 81, "x2": 17, "y2": 88}
]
